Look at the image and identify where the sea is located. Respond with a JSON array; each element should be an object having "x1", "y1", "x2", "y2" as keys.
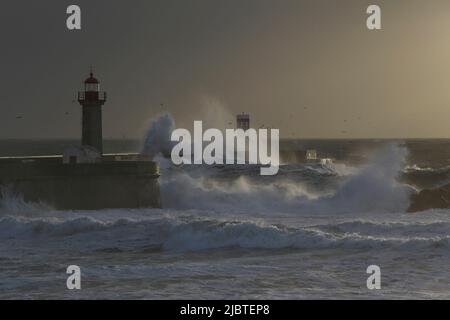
[{"x1": 1, "y1": 138, "x2": 450, "y2": 299}]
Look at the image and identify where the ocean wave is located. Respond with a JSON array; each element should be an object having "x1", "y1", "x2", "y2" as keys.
[
  {"x1": 401, "y1": 164, "x2": 450, "y2": 189},
  {"x1": 1, "y1": 215, "x2": 449, "y2": 252},
  {"x1": 0, "y1": 186, "x2": 53, "y2": 217},
  {"x1": 403, "y1": 164, "x2": 450, "y2": 174},
  {"x1": 315, "y1": 220, "x2": 450, "y2": 238}
]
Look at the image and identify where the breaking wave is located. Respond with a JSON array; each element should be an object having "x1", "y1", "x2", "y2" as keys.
[
  {"x1": 160, "y1": 143, "x2": 414, "y2": 214},
  {"x1": 1, "y1": 214, "x2": 450, "y2": 253},
  {"x1": 401, "y1": 164, "x2": 450, "y2": 189},
  {"x1": 404, "y1": 164, "x2": 450, "y2": 174},
  {"x1": 135, "y1": 112, "x2": 413, "y2": 214}
]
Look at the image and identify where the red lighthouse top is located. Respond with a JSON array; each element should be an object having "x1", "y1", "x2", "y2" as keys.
[
  {"x1": 83, "y1": 71, "x2": 101, "y2": 93},
  {"x1": 84, "y1": 72, "x2": 99, "y2": 84},
  {"x1": 78, "y1": 70, "x2": 106, "y2": 103}
]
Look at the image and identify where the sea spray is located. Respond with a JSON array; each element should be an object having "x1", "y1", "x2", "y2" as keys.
[
  {"x1": 159, "y1": 143, "x2": 414, "y2": 214},
  {"x1": 0, "y1": 185, "x2": 52, "y2": 217},
  {"x1": 140, "y1": 95, "x2": 233, "y2": 159},
  {"x1": 322, "y1": 143, "x2": 414, "y2": 213},
  {"x1": 197, "y1": 95, "x2": 234, "y2": 131},
  {"x1": 141, "y1": 113, "x2": 176, "y2": 158}
]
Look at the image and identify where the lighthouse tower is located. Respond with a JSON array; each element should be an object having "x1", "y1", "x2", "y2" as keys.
[{"x1": 77, "y1": 71, "x2": 107, "y2": 154}]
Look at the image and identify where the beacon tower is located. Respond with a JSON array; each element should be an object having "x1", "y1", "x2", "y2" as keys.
[
  {"x1": 237, "y1": 113, "x2": 250, "y2": 130},
  {"x1": 78, "y1": 71, "x2": 107, "y2": 154}
]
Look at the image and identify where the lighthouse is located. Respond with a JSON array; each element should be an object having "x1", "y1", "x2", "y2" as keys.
[{"x1": 77, "y1": 71, "x2": 107, "y2": 154}]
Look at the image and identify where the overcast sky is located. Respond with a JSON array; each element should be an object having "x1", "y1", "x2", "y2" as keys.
[{"x1": 1, "y1": 0, "x2": 450, "y2": 139}]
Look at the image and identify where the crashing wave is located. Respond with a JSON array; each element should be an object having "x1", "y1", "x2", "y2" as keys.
[{"x1": 1, "y1": 215, "x2": 450, "y2": 252}]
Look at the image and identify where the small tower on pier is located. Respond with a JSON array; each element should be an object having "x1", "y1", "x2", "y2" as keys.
[
  {"x1": 77, "y1": 71, "x2": 107, "y2": 154},
  {"x1": 237, "y1": 113, "x2": 250, "y2": 130}
]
